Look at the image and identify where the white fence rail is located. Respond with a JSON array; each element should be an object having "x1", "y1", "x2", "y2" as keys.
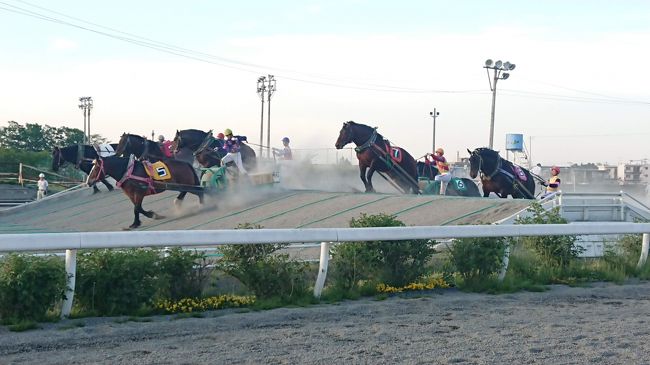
[{"x1": 1, "y1": 223, "x2": 649, "y2": 318}]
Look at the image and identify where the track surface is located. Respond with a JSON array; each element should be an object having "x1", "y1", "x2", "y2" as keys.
[{"x1": 0, "y1": 185, "x2": 529, "y2": 233}]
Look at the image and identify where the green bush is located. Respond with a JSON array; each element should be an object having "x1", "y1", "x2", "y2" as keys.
[
  {"x1": 329, "y1": 213, "x2": 435, "y2": 290},
  {"x1": 74, "y1": 249, "x2": 160, "y2": 315},
  {"x1": 447, "y1": 236, "x2": 506, "y2": 284},
  {"x1": 0, "y1": 254, "x2": 67, "y2": 323},
  {"x1": 218, "y1": 224, "x2": 310, "y2": 300},
  {"x1": 159, "y1": 247, "x2": 212, "y2": 300},
  {"x1": 516, "y1": 202, "x2": 582, "y2": 267}
]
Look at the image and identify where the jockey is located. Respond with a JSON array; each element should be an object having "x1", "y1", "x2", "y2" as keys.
[
  {"x1": 221, "y1": 128, "x2": 248, "y2": 175},
  {"x1": 272, "y1": 137, "x2": 293, "y2": 160},
  {"x1": 212, "y1": 132, "x2": 227, "y2": 155},
  {"x1": 541, "y1": 166, "x2": 561, "y2": 198},
  {"x1": 157, "y1": 135, "x2": 173, "y2": 158},
  {"x1": 427, "y1": 147, "x2": 451, "y2": 195}
]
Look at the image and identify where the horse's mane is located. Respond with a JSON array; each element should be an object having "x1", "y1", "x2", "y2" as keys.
[{"x1": 345, "y1": 121, "x2": 384, "y2": 140}]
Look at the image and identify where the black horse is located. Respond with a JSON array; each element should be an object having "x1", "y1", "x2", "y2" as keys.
[
  {"x1": 467, "y1": 147, "x2": 535, "y2": 199},
  {"x1": 51, "y1": 144, "x2": 116, "y2": 193},
  {"x1": 335, "y1": 121, "x2": 419, "y2": 194},
  {"x1": 114, "y1": 133, "x2": 167, "y2": 161},
  {"x1": 86, "y1": 155, "x2": 204, "y2": 229},
  {"x1": 172, "y1": 129, "x2": 257, "y2": 170}
]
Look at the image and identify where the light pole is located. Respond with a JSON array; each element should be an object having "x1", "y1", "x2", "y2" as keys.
[
  {"x1": 78, "y1": 96, "x2": 93, "y2": 144},
  {"x1": 483, "y1": 59, "x2": 515, "y2": 149},
  {"x1": 256, "y1": 76, "x2": 267, "y2": 157},
  {"x1": 266, "y1": 75, "x2": 276, "y2": 159},
  {"x1": 429, "y1": 108, "x2": 439, "y2": 152}
]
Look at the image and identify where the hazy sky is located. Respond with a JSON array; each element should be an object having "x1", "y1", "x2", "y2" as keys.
[{"x1": 1, "y1": 0, "x2": 649, "y2": 165}]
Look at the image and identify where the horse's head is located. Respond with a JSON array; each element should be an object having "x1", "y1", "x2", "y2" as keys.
[
  {"x1": 467, "y1": 148, "x2": 480, "y2": 178},
  {"x1": 86, "y1": 157, "x2": 104, "y2": 187},
  {"x1": 115, "y1": 133, "x2": 129, "y2": 156},
  {"x1": 171, "y1": 130, "x2": 181, "y2": 154},
  {"x1": 51, "y1": 146, "x2": 62, "y2": 171},
  {"x1": 335, "y1": 121, "x2": 354, "y2": 149}
]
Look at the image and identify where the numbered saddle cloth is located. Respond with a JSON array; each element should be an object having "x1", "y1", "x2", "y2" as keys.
[
  {"x1": 385, "y1": 145, "x2": 404, "y2": 163},
  {"x1": 511, "y1": 165, "x2": 528, "y2": 182},
  {"x1": 143, "y1": 161, "x2": 172, "y2": 181}
]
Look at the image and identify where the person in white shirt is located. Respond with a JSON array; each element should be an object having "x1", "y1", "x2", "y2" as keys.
[
  {"x1": 37, "y1": 173, "x2": 48, "y2": 200},
  {"x1": 531, "y1": 163, "x2": 542, "y2": 177}
]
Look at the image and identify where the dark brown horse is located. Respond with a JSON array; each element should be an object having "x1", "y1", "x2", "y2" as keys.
[
  {"x1": 86, "y1": 155, "x2": 204, "y2": 229},
  {"x1": 467, "y1": 147, "x2": 535, "y2": 199},
  {"x1": 114, "y1": 133, "x2": 167, "y2": 161},
  {"x1": 335, "y1": 121, "x2": 419, "y2": 194},
  {"x1": 51, "y1": 144, "x2": 116, "y2": 193},
  {"x1": 172, "y1": 129, "x2": 257, "y2": 170}
]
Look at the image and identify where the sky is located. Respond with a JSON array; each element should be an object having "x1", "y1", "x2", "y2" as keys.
[{"x1": 1, "y1": 0, "x2": 649, "y2": 166}]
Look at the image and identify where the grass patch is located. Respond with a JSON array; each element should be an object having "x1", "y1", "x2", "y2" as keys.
[{"x1": 8, "y1": 320, "x2": 39, "y2": 332}]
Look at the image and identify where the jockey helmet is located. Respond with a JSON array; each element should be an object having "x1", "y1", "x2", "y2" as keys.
[
  {"x1": 282, "y1": 137, "x2": 290, "y2": 143},
  {"x1": 158, "y1": 135, "x2": 165, "y2": 142},
  {"x1": 217, "y1": 133, "x2": 225, "y2": 139},
  {"x1": 39, "y1": 173, "x2": 45, "y2": 178},
  {"x1": 435, "y1": 147, "x2": 444, "y2": 155},
  {"x1": 224, "y1": 128, "x2": 233, "y2": 136},
  {"x1": 551, "y1": 166, "x2": 560, "y2": 174}
]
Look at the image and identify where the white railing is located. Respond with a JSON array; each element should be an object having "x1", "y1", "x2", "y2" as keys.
[{"x1": 1, "y1": 223, "x2": 649, "y2": 318}]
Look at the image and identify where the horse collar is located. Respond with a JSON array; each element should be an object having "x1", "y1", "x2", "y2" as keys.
[{"x1": 354, "y1": 128, "x2": 378, "y2": 153}]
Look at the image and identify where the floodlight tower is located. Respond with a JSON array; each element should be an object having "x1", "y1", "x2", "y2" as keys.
[
  {"x1": 78, "y1": 96, "x2": 94, "y2": 144},
  {"x1": 483, "y1": 59, "x2": 515, "y2": 149},
  {"x1": 429, "y1": 108, "x2": 439, "y2": 153}
]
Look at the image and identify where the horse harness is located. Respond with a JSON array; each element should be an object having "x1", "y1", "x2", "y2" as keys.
[{"x1": 110, "y1": 155, "x2": 157, "y2": 195}]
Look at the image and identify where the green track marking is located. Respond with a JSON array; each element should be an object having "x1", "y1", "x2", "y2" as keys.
[
  {"x1": 186, "y1": 192, "x2": 303, "y2": 230},
  {"x1": 252, "y1": 194, "x2": 344, "y2": 224},
  {"x1": 390, "y1": 197, "x2": 438, "y2": 215},
  {"x1": 440, "y1": 203, "x2": 499, "y2": 226},
  {"x1": 296, "y1": 195, "x2": 391, "y2": 228},
  {"x1": 36, "y1": 193, "x2": 131, "y2": 225},
  {"x1": 74, "y1": 193, "x2": 178, "y2": 225}
]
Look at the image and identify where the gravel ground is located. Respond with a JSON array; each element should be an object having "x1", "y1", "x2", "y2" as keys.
[{"x1": 2, "y1": 282, "x2": 650, "y2": 364}]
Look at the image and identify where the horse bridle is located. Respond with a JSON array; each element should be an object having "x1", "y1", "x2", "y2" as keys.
[
  {"x1": 472, "y1": 151, "x2": 501, "y2": 180},
  {"x1": 87, "y1": 158, "x2": 105, "y2": 186}
]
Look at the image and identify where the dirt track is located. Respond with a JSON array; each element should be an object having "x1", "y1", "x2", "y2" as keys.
[{"x1": 2, "y1": 282, "x2": 650, "y2": 364}]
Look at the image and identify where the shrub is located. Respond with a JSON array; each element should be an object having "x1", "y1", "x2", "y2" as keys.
[
  {"x1": 516, "y1": 202, "x2": 582, "y2": 267},
  {"x1": 329, "y1": 213, "x2": 435, "y2": 290},
  {"x1": 75, "y1": 249, "x2": 160, "y2": 315},
  {"x1": 447, "y1": 236, "x2": 507, "y2": 284},
  {"x1": 218, "y1": 224, "x2": 310, "y2": 300},
  {"x1": 159, "y1": 247, "x2": 212, "y2": 300},
  {"x1": 0, "y1": 254, "x2": 67, "y2": 323}
]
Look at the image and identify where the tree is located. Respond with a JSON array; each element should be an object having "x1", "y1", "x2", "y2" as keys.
[{"x1": 0, "y1": 121, "x2": 106, "y2": 151}]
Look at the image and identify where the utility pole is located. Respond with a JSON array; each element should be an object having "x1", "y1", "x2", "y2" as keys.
[
  {"x1": 429, "y1": 108, "x2": 439, "y2": 152},
  {"x1": 483, "y1": 59, "x2": 515, "y2": 149},
  {"x1": 266, "y1": 75, "x2": 276, "y2": 159},
  {"x1": 256, "y1": 76, "x2": 267, "y2": 157},
  {"x1": 78, "y1": 97, "x2": 93, "y2": 144}
]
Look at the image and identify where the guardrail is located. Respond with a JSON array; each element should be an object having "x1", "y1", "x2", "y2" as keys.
[{"x1": 1, "y1": 223, "x2": 649, "y2": 318}]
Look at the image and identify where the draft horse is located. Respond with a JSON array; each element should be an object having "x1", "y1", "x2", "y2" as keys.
[
  {"x1": 51, "y1": 144, "x2": 116, "y2": 193},
  {"x1": 171, "y1": 129, "x2": 257, "y2": 170},
  {"x1": 467, "y1": 147, "x2": 535, "y2": 199},
  {"x1": 335, "y1": 121, "x2": 419, "y2": 194},
  {"x1": 86, "y1": 155, "x2": 204, "y2": 229},
  {"x1": 114, "y1": 133, "x2": 167, "y2": 161}
]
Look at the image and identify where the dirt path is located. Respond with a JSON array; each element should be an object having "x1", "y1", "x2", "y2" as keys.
[{"x1": 2, "y1": 282, "x2": 650, "y2": 364}]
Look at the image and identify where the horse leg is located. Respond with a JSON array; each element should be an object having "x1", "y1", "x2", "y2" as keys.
[
  {"x1": 92, "y1": 185, "x2": 101, "y2": 194},
  {"x1": 366, "y1": 162, "x2": 378, "y2": 193},
  {"x1": 100, "y1": 177, "x2": 114, "y2": 191},
  {"x1": 174, "y1": 191, "x2": 187, "y2": 207},
  {"x1": 127, "y1": 192, "x2": 143, "y2": 229},
  {"x1": 481, "y1": 182, "x2": 490, "y2": 197},
  {"x1": 359, "y1": 165, "x2": 371, "y2": 192}
]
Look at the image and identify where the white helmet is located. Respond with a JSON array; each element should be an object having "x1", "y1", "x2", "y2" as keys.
[{"x1": 39, "y1": 173, "x2": 45, "y2": 178}]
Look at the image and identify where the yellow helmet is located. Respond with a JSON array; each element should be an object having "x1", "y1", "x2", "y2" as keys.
[
  {"x1": 224, "y1": 128, "x2": 233, "y2": 136},
  {"x1": 435, "y1": 147, "x2": 444, "y2": 155}
]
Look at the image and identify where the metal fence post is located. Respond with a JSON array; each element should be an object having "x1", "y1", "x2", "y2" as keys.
[
  {"x1": 61, "y1": 249, "x2": 77, "y2": 318},
  {"x1": 637, "y1": 233, "x2": 650, "y2": 269},
  {"x1": 313, "y1": 242, "x2": 331, "y2": 298}
]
